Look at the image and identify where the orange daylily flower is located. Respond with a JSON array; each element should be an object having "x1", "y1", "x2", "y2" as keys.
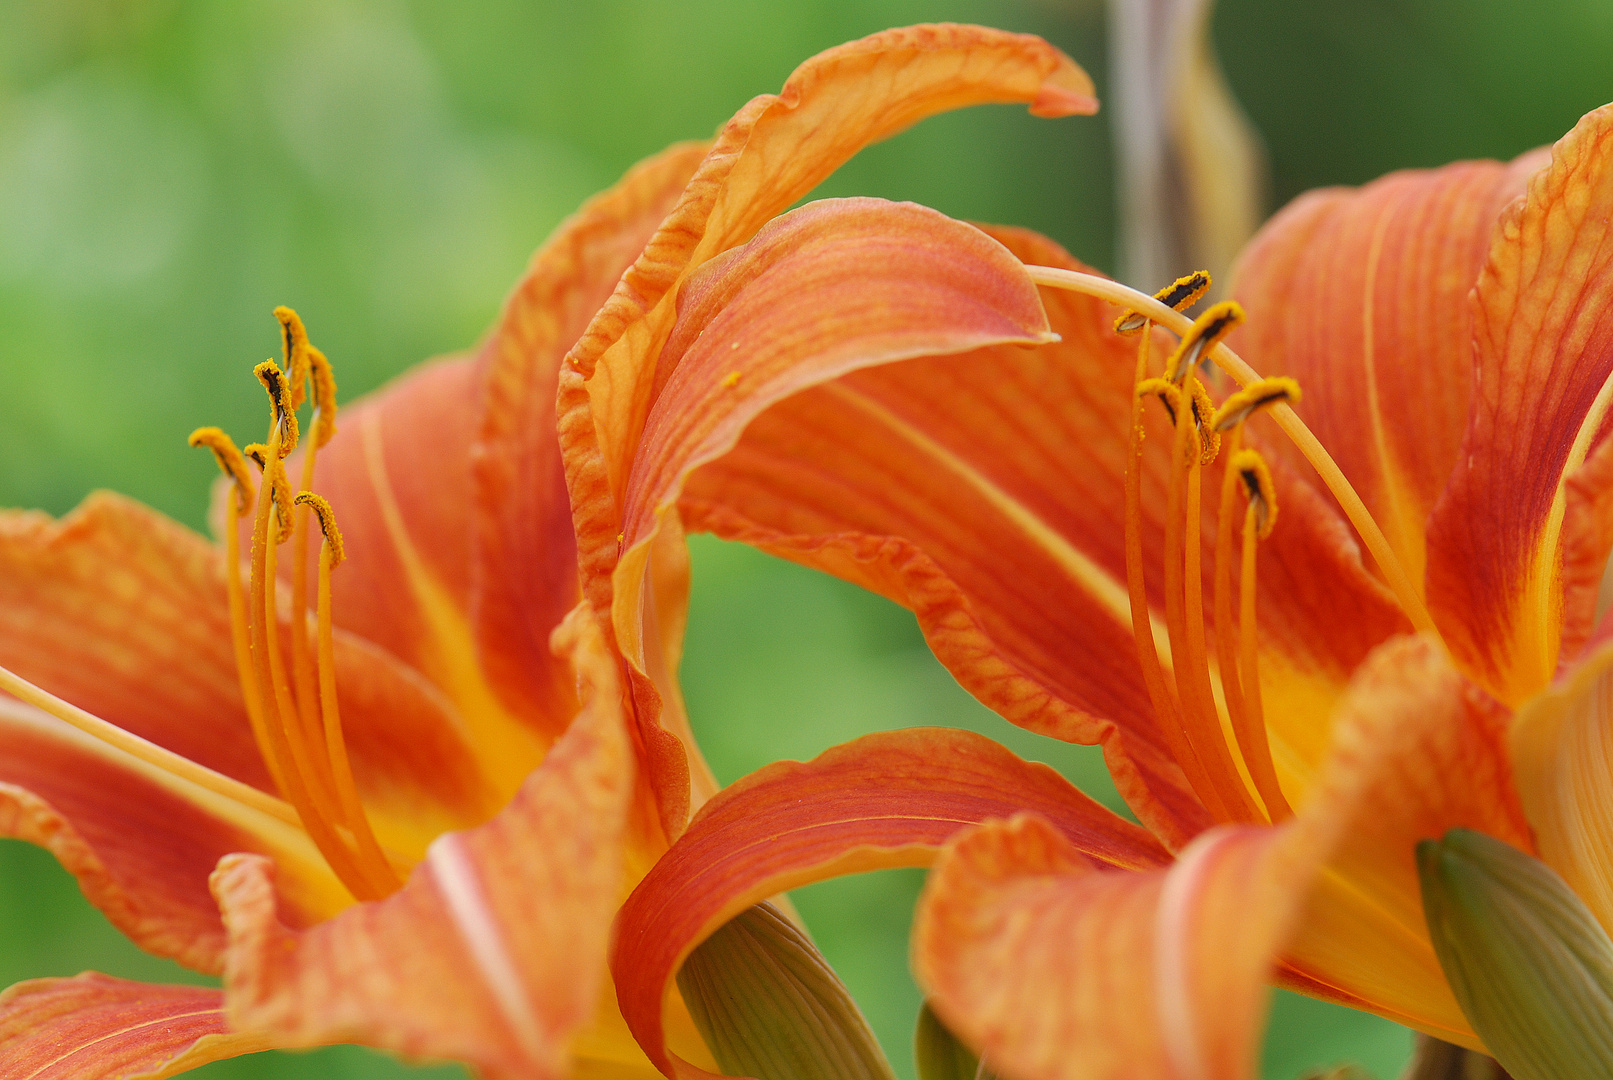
[
  {"x1": 548, "y1": 25, "x2": 1613, "y2": 1080},
  {"x1": 0, "y1": 24, "x2": 1100, "y2": 1080}
]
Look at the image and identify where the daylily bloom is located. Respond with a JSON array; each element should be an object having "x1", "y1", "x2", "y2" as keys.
[
  {"x1": 550, "y1": 23, "x2": 1613, "y2": 1080},
  {"x1": 0, "y1": 24, "x2": 1104, "y2": 1080}
]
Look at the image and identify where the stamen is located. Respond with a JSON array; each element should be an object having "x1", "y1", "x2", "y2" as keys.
[
  {"x1": 245, "y1": 413, "x2": 379, "y2": 901},
  {"x1": 1136, "y1": 377, "x2": 1183, "y2": 427},
  {"x1": 308, "y1": 347, "x2": 339, "y2": 448},
  {"x1": 1212, "y1": 377, "x2": 1301, "y2": 433},
  {"x1": 274, "y1": 306, "x2": 311, "y2": 413},
  {"x1": 1121, "y1": 325, "x2": 1213, "y2": 815},
  {"x1": 1212, "y1": 434, "x2": 1291, "y2": 822},
  {"x1": 1185, "y1": 380, "x2": 1221, "y2": 466},
  {"x1": 1160, "y1": 378, "x2": 1253, "y2": 822},
  {"x1": 1020, "y1": 263, "x2": 1439, "y2": 638},
  {"x1": 0, "y1": 664, "x2": 298, "y2": 826},
  {"x1": 1232, "y1": 449, "x2": 1278, "y2": 539},
  {"x1": 1115, "y1": 271, "x2": 1211, "y2": 334},
  {"x1": 296, "y1": 492, "x2": 399, "y2": 893},
  {"x1": 188, "y1": 427, "x2": 255, "y2": 512},
  {"x1": 253, "y1": 361, "x2": 300, "y2": 458},
  {"x1": 1164, "y1": 302, "x2": 1244, "y2": 385}
]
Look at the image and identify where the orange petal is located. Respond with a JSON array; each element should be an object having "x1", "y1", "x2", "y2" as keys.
[
  {"x1": 2, "y1": 493, "x2": 272, "y2": 787},
  {"x1": 1425, "y1": 104, "x2": 1613, "y2": 704},
  {"x1": 683, "y1": 226, "x2": 1409, "y2": 842},
  {"x1": 213, "y1": 609, "x2": 636, "y2": 1080},
  {"x1": 559, "y1": 24, "x2": 1094, "y2": 835},
  {"x1": 2, "y1": 490, "x2": 495, "y2": 866},
  {"x1": 1510, "y1": 640, "x2": 1613, "y2": 936},
  {"x1": 914, "y1": 818, "x2": 1308, "y2": 1080},
  {"x1": 471, "y1": 141, "x2": 709, "y2": 735},
  {"x1": 0, "y1": 696, "x2": 344, "y2": 974},
  {"x1": 0, "y1": 973, "x2": 274, "y2": 1080},
  {"x1": 611, "y1": 727, "x2": 1165, "y2": 1080},
  {"x1": 1230, "y1": 153, "x2": 1541, "y2": 597},
  {"x1": 1279, "y1": 635, "x2": 1532, "y2": 1046}
]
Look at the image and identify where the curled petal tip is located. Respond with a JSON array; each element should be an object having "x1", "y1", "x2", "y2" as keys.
[{"x1": 1032, "y1": 85, "x2": 1099, "y2": 118}]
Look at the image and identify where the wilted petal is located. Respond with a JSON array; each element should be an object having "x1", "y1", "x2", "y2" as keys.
[
  {"x1": 914, "y1": 816, "x2": 1307, "y2": 1080},
  {"x1": 1426, "y1": 104, "x2": 1613, "y2": 703},
  {"x1": 213, "y1": 611, "x2": 637, "y2": 1080},
  {"x1": 1231, "y1": 154, "x2": 1541, "y2": 596},
  {"x1": 0, "y1": 973, "x2": 273, "y2": 1080},
  {"x1": 611, "y1": 727, "x2": 1165, "y2": 1080}
]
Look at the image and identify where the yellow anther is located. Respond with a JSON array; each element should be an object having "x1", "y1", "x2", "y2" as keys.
[
  {"x1": 1136, "y1": 377, "x2": 1183, "y2": 427},
  {"x1": 1231, "y1": 448, "x2": 1278, "y2": 539},
  {"x1": 253, "y1": 360, "x2": 300, "y2": 457},
  {"x1": 308, "y1": 347, "x2": 339, "y2": 447},
  {"x1": 293, "y1": 492, "x2": 345, "y2": 568},
  {"x1": 242, "y1": 442, "x2": 268, "y2": 470},
  {"x1": 1115, "y1": 270, "x2": 1212, "y2": 334},
  {"x1": 1187, "y1": 379, "x2": 1222, "y2": 465},
  {"x1": 274, "y1": 306, "x2": 311, "y2": 412},
  {"x1": 1212, "y1": 377, "x2": 1302, "y2": 432},
  {"x1": 1164, "y1": 301, "x2": 1245, "y2": 384},
  {"x1": 188, "y1": 426, "x2": 255, "y2": 512}
]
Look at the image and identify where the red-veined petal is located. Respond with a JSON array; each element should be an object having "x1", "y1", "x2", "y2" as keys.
[
  {"x1": 0, "y1": 973, "x2": 273, "y2": 1080},
  {"x1": 1230, "y1": 153, "x2": 1542, "y2": 596},
  {"x1": 559, "y1": 24, "x2": 1095, "y2": 838},
  {"x1": 684, "y1": 225, "x2": 1409, "y2": 842},
  {"x1": 213, "y1": 609, "x2": 637, "y2": 1080},
  {"x1": 611, "y1": 727, "x2": 1165, "y2": 1080},
  {"x1": 1426, "y1": 104, "x2": 1613, "y2": 704},
  {"x1": 471, "y1": 141, "x2": 709, "y2": 739},
  {"x1": 0, "y1": 697, "x2": 344, "y2": 974},
  {"x1": 2, "y1": 491, "x2": 496, "y2": 866},
  {"x1": 914, "y1": 818, "x2": 1306, "y2": 1080}
]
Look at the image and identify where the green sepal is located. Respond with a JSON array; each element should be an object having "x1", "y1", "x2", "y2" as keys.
[
  {"x1": 1418, "y1": 828, "x2": 1613, "y2": 1080},
  {"x1": 677, "y1": 902, "x2": 897, "y2": 1080},
  {"x1": 914, "y1": 1002, "x2": 997, "y2": 1080}
]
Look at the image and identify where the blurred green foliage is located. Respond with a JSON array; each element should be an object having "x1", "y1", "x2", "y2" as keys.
[{"x1": 0, "y1": 1, "x2": 1609, "y2": 1077}]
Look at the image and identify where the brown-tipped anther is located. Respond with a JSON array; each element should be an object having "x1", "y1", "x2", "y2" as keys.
[
  {"x1": 188, "y1": 426, "x2": 256, "y2": 512},
  {"x1": 253, "y1": 360, "x2": 300, "y2": 457},
  {"x1": 242, "y1": 443, "x2": 268, "y2": 471},
  {"x1": 1212, "y1": 377, "x2": 1302, "y2": 432},
  {"x1": 1231, "y1": 448, "x2": 1278, "y2": 539},
  {"x1": 308, "y1": 347, "x2": 339, "y2": 447},
  {"x1": 293, "y1": 492, "x2": 345, "y2": 568},
  {"x1": 1187, "y1": 379, "x2": 1221, "y2": 465},
  {"x1": 274, "y1": 306, "x2": 311, "y2": 412},
  {"x1": 1114, "y1": 270, "x2": 1212, "y2": 334},
  {"x1": 1164, "y1": 300, "x2": 1245, "y2": 384},
  {"x1": 1135, "y1": 377, "x2": 1183, "y2": 427}
]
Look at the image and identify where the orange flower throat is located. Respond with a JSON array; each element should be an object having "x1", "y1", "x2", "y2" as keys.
[{"x1": 1026, "y1": 265, "x2": 1439, "y2": 832}]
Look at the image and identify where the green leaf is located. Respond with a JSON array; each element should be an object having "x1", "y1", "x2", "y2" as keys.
[
  {"x1": 677, "y1": 902, "x2": 897, "y2": 1080},
  {"x1": 1395, "y1": 1034, "x2": 1510, "y2": 1079},
  {"x1": 1418, "y1": 828, "x2": 1613, "y2": 1080}
]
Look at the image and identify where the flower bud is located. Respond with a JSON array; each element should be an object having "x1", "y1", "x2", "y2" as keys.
[
  {"x1": 677, "y1": 903, "x2": 896, "y2": 1080},
  {"x1": 1418, "y1": 828, "x2": 1613, "y2": 1080}
]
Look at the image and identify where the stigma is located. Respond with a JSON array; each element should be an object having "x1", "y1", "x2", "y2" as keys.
[{"x1": 195, "y1": 308, "x2": 399, "y2": 901}]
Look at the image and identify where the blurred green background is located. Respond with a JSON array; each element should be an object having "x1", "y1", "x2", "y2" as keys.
[{"x1": 1, "y1": 1, "x2": 1609, "y2": 1077}]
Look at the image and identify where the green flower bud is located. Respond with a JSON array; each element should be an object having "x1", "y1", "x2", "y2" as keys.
[
  {"x1": 677, "y1": 903, "x2": 896, "y2": 1080},
  {"x1": 1418, "y1": 828, "x2": 1613, "y2": 1080}
]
